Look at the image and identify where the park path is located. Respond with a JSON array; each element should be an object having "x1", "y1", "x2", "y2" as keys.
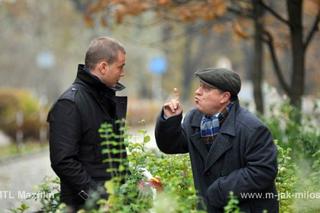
[
  {"x1": 0, "y1": 150, "x2": 56, "y2": 212},
  {"x1": 0, "y1": 125, "x2": 157, "y2": 212}
]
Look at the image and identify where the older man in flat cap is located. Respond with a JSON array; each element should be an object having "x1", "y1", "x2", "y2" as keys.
[{"x1": 155, "y1": 68, "x2": 279, "y2": 213}]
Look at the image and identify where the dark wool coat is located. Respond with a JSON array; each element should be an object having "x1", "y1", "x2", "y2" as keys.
[
  {"x1": 47, "y1": 65, "x2": 127, "y2": 207},
  {"x1": 155, "y1": 101, "x2": 279, "y2": 213}
]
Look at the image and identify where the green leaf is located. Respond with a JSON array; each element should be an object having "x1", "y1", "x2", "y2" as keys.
[
  {"x1": 144, "y1": 135, "x2": 151, "y2": 143},
  {"x1": 105, "y1": 180, "x2": 115, "y2": 194}
]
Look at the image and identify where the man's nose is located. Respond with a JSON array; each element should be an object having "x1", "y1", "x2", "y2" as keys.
[{"x1": 195, "y1": 87, "x2": 201, "y2": 95}]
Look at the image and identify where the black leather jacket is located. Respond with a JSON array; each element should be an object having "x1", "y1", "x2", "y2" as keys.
[{"x1": 47, "y1": 64, "x2": 127, "y2": 207}]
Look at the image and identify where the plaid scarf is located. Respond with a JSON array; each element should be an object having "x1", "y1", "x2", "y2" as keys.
[{"x1": 200, "y1": 102, "x2": 233, "y2": 150}]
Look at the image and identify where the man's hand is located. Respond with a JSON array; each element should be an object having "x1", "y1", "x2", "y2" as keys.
[{"x1": 163, "y1": 88, "x2": 183, "y2": 118}]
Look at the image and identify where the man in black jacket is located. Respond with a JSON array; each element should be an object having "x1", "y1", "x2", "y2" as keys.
[
  {"x1": 47, "y1": 36, "x2": 127, "y2": 211},
  {"x1": 155, "y1": 68, "x2": 279, "y2": 213}
]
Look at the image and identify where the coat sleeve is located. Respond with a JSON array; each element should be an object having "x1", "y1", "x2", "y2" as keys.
[
  {"x1": 48, "y1": 100, "x2": 97, "y2": 197},
  {"x1": 206, "y1": 125, "x2": 278, "y2": 208},
  {"x1": 154, "y1": 109, "x2": 189, "y2": 154}
]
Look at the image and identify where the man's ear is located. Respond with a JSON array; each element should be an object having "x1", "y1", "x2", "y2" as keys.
[
  {"x1": 221, "y1": 91, "x2": 231, "y2": 103},
  {"x1": 99, "y1": 61, "x2": 109, "y2": 74}
]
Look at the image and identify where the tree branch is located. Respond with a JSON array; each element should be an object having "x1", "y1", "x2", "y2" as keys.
[
  {"x1": 227, "y1": 6, "x2": 253, "y2": 19},
  {"x1": 260, "y1": 1, "x2": 290, "y2": 26},
  {"x1": 304, "y1": 10, "x2": 320, "y2": 51},
  {"x1": 263, "y1": 30, "x2": 291, "y2": 95}
]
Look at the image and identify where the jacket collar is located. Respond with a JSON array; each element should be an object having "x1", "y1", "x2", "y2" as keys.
[
  {"x1": 190, "y1": 101, "x2": 239, "y2": 172},
  {"x1": 75, "y1": 64, "x2": 125, "y2": 96},
  {"x1": 190, "y1": 100, "x2": 239, "y2": 137}
]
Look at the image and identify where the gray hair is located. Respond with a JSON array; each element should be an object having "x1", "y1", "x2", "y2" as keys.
[{"x1": 85, "y1": 36, "x2": 126, "y2": 70}]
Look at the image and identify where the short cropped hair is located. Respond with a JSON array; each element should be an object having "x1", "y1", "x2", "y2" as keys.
[{"x1": 85, "y1": 36, "x2": 126, "y2": 70}]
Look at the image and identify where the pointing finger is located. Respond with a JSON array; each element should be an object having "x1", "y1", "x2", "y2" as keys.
[{"x1": 173, "y1": 87, "x2": 180, "y2": 101}]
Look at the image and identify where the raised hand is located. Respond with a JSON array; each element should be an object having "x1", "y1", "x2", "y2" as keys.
[{"x1": 163, "y1": 88, "x2": 183, "y2": 118}]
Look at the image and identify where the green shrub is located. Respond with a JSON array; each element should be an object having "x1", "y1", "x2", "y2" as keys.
[
  {"x1": 262, "y1": 101, "x2": 320, "y2": 159},
  {"x1": 10, "y1": 100, "x2": 320, "y2": 212},
  {"x1": 95, "y1": 122, "x2": 202, "y2": 212},
  {"x1": 0, "y1": 89, "x2": 47, "y2": 142},
  {"x1": 275, "y1": 141, "x2": 297, "y2": 212},
  {"x1": 224, "y1": 192, "x2": 240, "y2": 213},
  {"x1": 30, "y1": 177, "x2": 61, "y2": 212},
  {"x1": 264, "y1": 100, "x2": 320, "y2": 212}
]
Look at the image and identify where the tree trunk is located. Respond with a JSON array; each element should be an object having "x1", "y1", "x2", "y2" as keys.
[
  {"x1": 252, "y1": 0, "x2": 265, "y2": 114},
  {"x1": 182, "y1": 24, "x2": 195, "y2": 101},
  {"x1": 287, "y1": 0, "x2": 304, "y2": 117},
  {"x1": 181, "y1": 24, "x2": 209, "y2": 101}
]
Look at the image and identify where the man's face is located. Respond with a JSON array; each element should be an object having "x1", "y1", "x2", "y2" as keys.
[
  {"x1": 194, "y1": 81, "x2": 230, "y2": 115},
  {"x1": 100, "y1": 51, "x2": 126, "y2": 87}
]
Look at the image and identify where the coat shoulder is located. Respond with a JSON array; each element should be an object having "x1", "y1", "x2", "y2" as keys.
[
  {"x1": 236, "y1": 107, "x2": 266, "y2": 130},
  {"x1": 183, "y1": 108, "x2": 198, "y2": 122},
  {"x1": 58, "y1": 84, "x2": 82, "y2": 103},
  {"x1": 47, "y1": 85, "x2": 82, "y2": 121},
  {"x1": 183, "y1": 108, "x2": 202, "y2": 127}
]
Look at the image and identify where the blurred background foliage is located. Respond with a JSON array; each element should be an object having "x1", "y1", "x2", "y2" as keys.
[
  {"x1": 0, "y1": 0, "x2": 319, "y2": 155},
  {"x1": 0, "y1": 0, "x2": 319, "y2": 117},
  {"x1": 79, "y1": 0, "x2": 320, "y2": 115},
  {"x1": 0, "y1": 89, "x2": 43, "y2": 141},
  {"x1": 0, "y1": 0, "x2": 319, "y2": 147},
  {"x1": 0, "y1": 0, "x2": 319, "y2": 154}
]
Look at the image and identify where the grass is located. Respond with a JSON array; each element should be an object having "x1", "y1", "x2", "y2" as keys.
[{"x1": 0, "y1": 141, "x2": 48, "y2": 161}]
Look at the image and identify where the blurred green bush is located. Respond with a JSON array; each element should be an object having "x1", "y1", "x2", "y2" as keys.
[
  {"x1": 262, "y1": 100, "x2": 320, "y2": 212},
  {"x1": 0, "y1": 89, "x2": 47, "y2": 142}
]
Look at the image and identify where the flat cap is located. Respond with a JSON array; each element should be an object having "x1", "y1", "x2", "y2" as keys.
[{"x1": 195, "y1": 67, "x2": 241, "y2": 97}]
